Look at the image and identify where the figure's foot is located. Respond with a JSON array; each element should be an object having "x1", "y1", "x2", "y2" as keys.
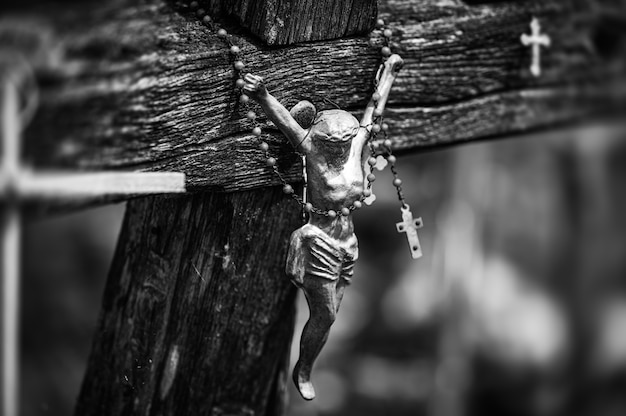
[{"x1": 293, "y1": 362, "x2": 315, "y2": 400}]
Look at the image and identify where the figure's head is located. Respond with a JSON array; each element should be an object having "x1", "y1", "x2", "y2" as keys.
[
  {"x1": 289, "y1": 102, "x2": 359, "y2": 169},
  {"x1": 308, "y1": 109, "x2": 360, "y2": 143},
  {"x1": 290, "y1": 102, "x2": 360, "y2": 143}
]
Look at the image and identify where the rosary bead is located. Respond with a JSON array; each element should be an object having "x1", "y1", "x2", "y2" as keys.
[
  {"x1": 383, "y1": 139, "x2": 392, "y2": 148},
  {"x1": 383, "y1": 29, "x2": 393, "y2": 38},
  {"x1": 235, "y1": 78, "x2": 245, "y2": 88},
  {"x1": 353, "y1": 200, "x2": 362, "y2": 209},
  {"x1": 203, "y1": 15, "x2": 212, "y2": 24},
  {"x1": 372, "y1": 92, "x2": 381, "y2": 101},
  {"x1": 266, "y1": 157, "x2": 276, "y2": 166},
  {"x1": 387, "y1": 155, "x2": 396, "y2": 164},
  {"x1": 372, "y1": 124, "x2": 381, "y2": 133},
  {"x1": 304, "y1": 203, "x2": 313, "y2": 212},
  {"x1": 327, "y1": 210, "x2": 337, "y2": 219},
  {"x1": 252, "y1": 126, "x2": 262, "y2": 136},
  {"x1": 382, "y1": 123, "x2": 389, "y2": 131},
  {"x1": 381, "y1": 46, "x2": 391, "y2": 57},
  {"x1": 363, "y1": 189, "x2": 372, "y2": 197},
  {"x1": 234, "y1": 61, "x2": 245, "y2": 70},
  {"x1": 217, "y1": 28, "x2": 227, "y2": 37},
  {"x1": 393, "y1": 178, "x2": 402, "y2": 187},
  {"x1": 376, "y1": 19, "x2": 385, "y2": 28},
  {"x1": 189, "y1": 1, "x2": 198, "y2": 9},
  {"x1": 283, "y1": 184, "x2": 294, "y2": 194},
  {"x1": 230, "y1": 45, "x2": 240, "y2": 54},
  {"x1": 367, "y1": 157, "x2": 377, "y2": 166},
  {"x1": 367, "y1": 173, "x2": 376, "y2": 182},
  {"x1": 341, "y1": 207, "x2": 350, "y2": 216},
  {"x1": 240, "y1": 94, "x2": 250, "y2": 104},
  {"x1": 373, "y1": 108, "x2": 383, "y2": 117},
  {"x1": 259, "y1": 141, "x2": 269, "y2": 151},
  {"x1": 246, "y1": 111, "x2": 257, "y2": 120},
  {"x1": 197, "y1": 8, "x2": 205, "y2": 16}
]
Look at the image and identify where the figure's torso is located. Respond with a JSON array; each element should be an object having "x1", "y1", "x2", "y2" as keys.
[{"x1": 304, "y1": 128, "x2": 369, "y2": 241}]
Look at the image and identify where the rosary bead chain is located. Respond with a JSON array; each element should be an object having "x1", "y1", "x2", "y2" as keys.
[{"x1": 368, "y1": 20, "x2": 410, "y2": 209}]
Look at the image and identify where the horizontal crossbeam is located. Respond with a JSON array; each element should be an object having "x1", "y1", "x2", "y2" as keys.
[{"x1": 5, "y1": 0, "x2": 626, "y2": 196}]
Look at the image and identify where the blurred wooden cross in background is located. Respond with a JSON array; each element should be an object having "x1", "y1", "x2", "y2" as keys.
[
  {"x1": 521, "y1": 17, "x2": 551, "y2": 77},
  {"x1": 0, "y1": 73, "x2": 186, "y2": 416}
]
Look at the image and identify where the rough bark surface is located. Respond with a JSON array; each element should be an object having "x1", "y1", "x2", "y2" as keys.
[
  {"x1": 75, "y1": 188, "x2": 301, "y2": 416},
  {"x1": 4, "y1": 0, "x2": 623, "y2": 193},
  {"x1": 204, "y1": 0, "x2": 378, "y2": 45}
]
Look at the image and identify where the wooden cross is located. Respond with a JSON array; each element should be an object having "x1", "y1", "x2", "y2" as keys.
[
  {"x1": 2, "y1": 0, "x2": 626, "y2": 414},
  {"x1": 521, "y1": 17, "x2": 551, "y2": 77},
  {"x1": 0, "y1": 77, "x2": 186, "y2": 416},
  {"x1": 396, "y1": 205, "x2": 423, "y2": 259}
]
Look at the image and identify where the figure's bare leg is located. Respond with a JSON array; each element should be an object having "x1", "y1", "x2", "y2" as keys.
[
  {"x1": 335, "y1": 256, "x2": 355, "y2": 312},
  {"x1": 335, "y1": 279, "x2": 349, "y2": 313},
  {"x1": 293, "y1": 276, "x2": 339, "y2": 400}
]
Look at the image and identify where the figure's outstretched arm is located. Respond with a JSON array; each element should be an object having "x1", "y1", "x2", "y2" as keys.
[
  {"x1": 243, "y1": 73, "x2": 309, "y2": 151},
  {"x1": 360, "y1": 54, "x2": 404, "y2": 129}
]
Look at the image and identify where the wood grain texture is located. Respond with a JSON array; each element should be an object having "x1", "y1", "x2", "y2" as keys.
[
  {"x1": 7, "y1": 0, "x2": 626, "y2": 194},
  {"x1": 75, "y1": 187, "x2": 302, "y2": 416},
  {"x1": 203, "y1": 0, "x2": 378, "y2": 45}
]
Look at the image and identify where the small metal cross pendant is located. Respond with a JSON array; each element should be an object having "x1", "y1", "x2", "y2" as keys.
[
  {"x1": 396, "y1": 204, "x2": 423, "y2": 259},
  {"x1": 521, "y1": 17, "x2": 551, "y2": 77}
]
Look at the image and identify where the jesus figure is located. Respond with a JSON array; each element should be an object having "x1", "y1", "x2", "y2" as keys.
[{"x1": 243, "y1": 54, "x2": 403, "y2": 400}]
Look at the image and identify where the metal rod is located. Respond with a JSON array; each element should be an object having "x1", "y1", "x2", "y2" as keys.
[
  {"x1": 2, "y1": 79, "x2": 20, "y2": 416},
  {"x1": 1, "y1": 206, "x2": 19, "y2": 416}
]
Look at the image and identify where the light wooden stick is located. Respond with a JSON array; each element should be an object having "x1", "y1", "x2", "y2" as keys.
[{"x1": 18, "y1": 171, "x2": 186, "y2": 197}]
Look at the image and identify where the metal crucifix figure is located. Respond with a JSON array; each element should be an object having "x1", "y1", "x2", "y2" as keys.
[{"x1": 243, "y1": 54, "x2": 403, "y2": 400}]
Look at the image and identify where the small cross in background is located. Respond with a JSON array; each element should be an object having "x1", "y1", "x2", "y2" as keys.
[
  {"x1": 1, "y1": 71, "x2": 186, "y2": 416},
  {"x1": 396, "y1": 204, "x2": 423, "y2": 259},
  {"x1": 521, "y1": 17, "x2": 551, "y2": 77}
]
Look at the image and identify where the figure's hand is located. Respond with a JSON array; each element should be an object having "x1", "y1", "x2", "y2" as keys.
[
  {"x1": 385, "y1": 54, "x2": 404, "y2": 75},
  {"x1": 373, "y1": 54, "x2": 403, "y2": 89},
  {"x1": 243, "y1": 73, "x2": 269, "y2": 101}
]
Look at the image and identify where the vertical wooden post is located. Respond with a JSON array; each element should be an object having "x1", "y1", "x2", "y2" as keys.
[
  {"x1": 76, "y1": 188, "x2": 301, "y2": 415},
  {"x1": 206, "y1": 0, "x2": 377, "y2": 45}
]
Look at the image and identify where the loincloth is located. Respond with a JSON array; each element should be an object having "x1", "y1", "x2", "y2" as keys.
[{"x1": 285, "y1": 224, "x2": 358, "y2": 286}]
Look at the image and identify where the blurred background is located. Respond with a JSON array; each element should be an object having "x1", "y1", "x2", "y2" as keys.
[{"x1": 20, "y1": 122, "x2": 626, "y2": 416}]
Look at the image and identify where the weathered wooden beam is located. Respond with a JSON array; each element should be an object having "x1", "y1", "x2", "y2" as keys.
[
  {"x1": 8, "y1": 0, "x2": 626, "y2": 194},
  {"x1": 204, "y1": 0, "x2": 378, "y2": 45},
  {"x1": 75, "y1": 188, "x2": 301, "y2": 415}
]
